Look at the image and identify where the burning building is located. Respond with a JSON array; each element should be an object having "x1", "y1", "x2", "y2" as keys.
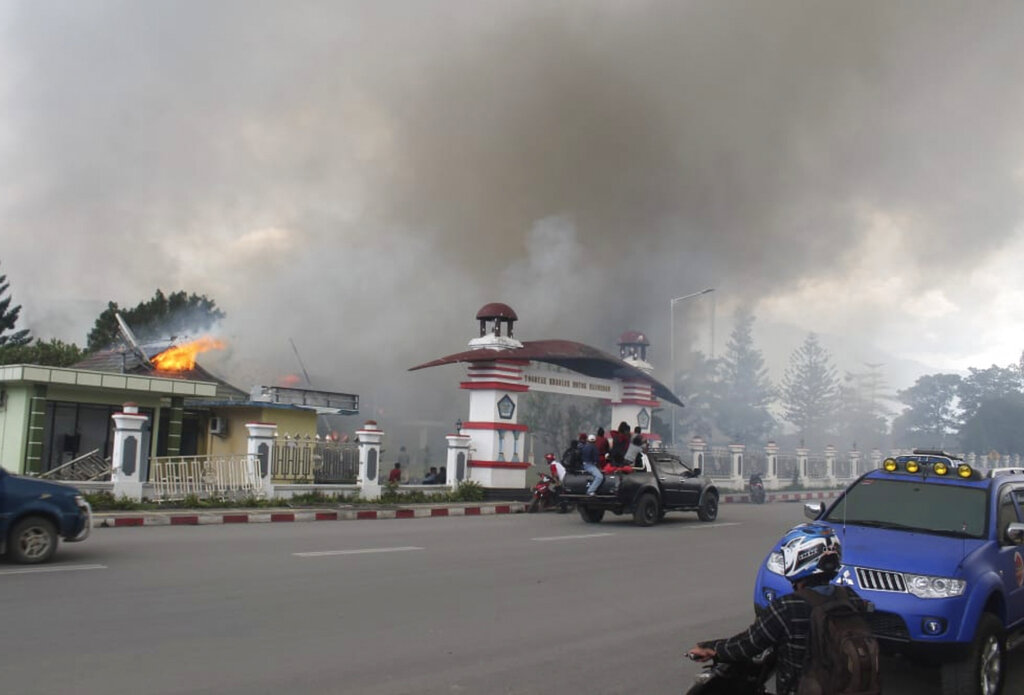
[{"x1": 0, "y1": 320, "x2": 359, "y2": 476}]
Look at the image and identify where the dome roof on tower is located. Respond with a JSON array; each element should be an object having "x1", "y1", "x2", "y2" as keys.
[
  {"x1": 618, "y1": 331, "x2": 649, "y2": 346},
  {"x1": 476, "y1": 303, "x2": 518, "y2": 321}
]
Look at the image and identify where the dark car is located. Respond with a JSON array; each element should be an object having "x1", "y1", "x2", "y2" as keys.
[
  {"x1": 1, "y1": 467, "x2": 92, "y2": 564},
  {"x1": 560, "y1": 450, "x2": 719, "y2": 526}
]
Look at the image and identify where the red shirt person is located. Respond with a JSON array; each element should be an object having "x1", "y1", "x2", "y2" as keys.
[{"x1": 388, "y1": 463, "x2": 402, "y2": 483}]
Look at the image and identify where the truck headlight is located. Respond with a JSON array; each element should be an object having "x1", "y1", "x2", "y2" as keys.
[
  {"x1": 904, "y1": 573, "x2": 966, "y2": 599},
  {"x1": 766, "y1": 551, "x2": 785, "y2": 576}
]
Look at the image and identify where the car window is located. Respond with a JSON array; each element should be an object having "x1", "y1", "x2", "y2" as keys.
[
  {"x1": 825, "y1": 478, "x2": 988, "y2": 539},
  {"x1": 654, "y1": 457, "x2": 683, "y2": 476}
]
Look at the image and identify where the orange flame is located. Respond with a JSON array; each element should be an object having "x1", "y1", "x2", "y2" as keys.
[
  {"x1": 278, "y1": 374, "x2": 302, "y2": 387},
  {"x1": 152, "y1": 336, "x2": 226, "y2": 371}
]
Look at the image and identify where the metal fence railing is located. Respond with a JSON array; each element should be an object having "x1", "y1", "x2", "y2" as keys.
[
  {"x1": 272, "y1": 436, "x2": 359, "y2": 483},
  {"x1": 149, "y1": 454, "x2": 263, "y2": 502},
  {"x1": 37, "y1": 449, "x2": 111, "y2": 481}
]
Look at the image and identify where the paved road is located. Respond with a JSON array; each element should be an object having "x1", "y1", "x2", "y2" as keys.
[{"x1": 1, "y1": 503, "x2": 1020, "y2": 694}]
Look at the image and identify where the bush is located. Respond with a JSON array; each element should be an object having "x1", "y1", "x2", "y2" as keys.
[
  {"x1": 450, "y1": 480, "x2": 484, "y2": 502},
  {"x1": 287, "y1": 490, "x2": 340, "y2": 506},
  {"x1": 84, "y1": 491, "x2": 144, "y2": 511}
]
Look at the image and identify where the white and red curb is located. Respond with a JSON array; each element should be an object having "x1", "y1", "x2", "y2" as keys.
[{"x1": 94, "y1": 504, "x2": 525, "y2": 528}]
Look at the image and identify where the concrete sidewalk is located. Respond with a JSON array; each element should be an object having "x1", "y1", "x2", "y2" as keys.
[{"x1": 91, "y1": 489, "x2": 840, "y2": 528}]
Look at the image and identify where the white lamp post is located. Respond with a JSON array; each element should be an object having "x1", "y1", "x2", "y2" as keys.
[{"x1": 670, "y1": 288, "x2": 715, "y2": 449}]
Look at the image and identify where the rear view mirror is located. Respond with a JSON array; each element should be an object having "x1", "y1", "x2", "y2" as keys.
[
  {"x1": 691, "y1": 467, "x2": 701, "y2": 476},
  {"x1": 804, "y1": 502, "x2": 825, "y2": 520},
  {"x1": 1006, "y1": 522, "x2": 1024, "y2": 545}
]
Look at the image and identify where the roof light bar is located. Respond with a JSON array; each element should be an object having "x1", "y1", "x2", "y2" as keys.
[{"x1": 879, "y1": 456, "x2": 971, "y2": 479}]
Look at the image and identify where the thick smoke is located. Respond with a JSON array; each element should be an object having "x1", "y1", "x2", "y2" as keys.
[{"x1": 2, "y1": 1, "x2": 1024, "y2": 439}]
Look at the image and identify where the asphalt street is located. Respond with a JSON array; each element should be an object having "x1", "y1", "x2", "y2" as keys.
[{"x1": 1, "y1": 503, "x2": 1020, "y2": 694}]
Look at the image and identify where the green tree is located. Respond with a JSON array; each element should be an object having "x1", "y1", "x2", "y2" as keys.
[
  {"x1": 0, "y1": 262, "x2": 31, "y2": 347},
  {"x1": 959, "y1": 394, "x2": 1024, "y2": 455},
  {"x1": 716, "y1": 308, "x2": 776, "y2": 446},
  {"x1": 519, "y1": 391, "x2": 607, "y2": 461},
  {"x1": 780, "y1": 333, "x2": 841, "y2": 448},
  {"x1": 891, "y1": 373, "x2": 961, "y2": 450},
  {"x1": 835, "y1": 364, "x2": 890, "y2": 450},
  {"x1": 956, "y1": 364, "x2": 1024, "y2": 426},
  {"x1": 0, "y1": 338, "x2": 84, "y2": 367},
  {"x1": 87, "y1": 289, "x2": 225, "y2": 352},
  {"x1": 675, "y1": 353, "x2": 721, "y2": 446}
]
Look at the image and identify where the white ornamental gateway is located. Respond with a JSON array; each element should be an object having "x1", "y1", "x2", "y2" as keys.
[{"x1": 409, "y1": 303, "x2": 683, "y2": 493}]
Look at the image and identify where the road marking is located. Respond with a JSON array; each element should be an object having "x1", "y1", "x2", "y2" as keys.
[
  {"x1": 531, "y1": 533, "x2": 615, "y2": 542},
  {"x1": 0, "y1": 563, "x2": 107, "y2": 576},
  {"x1": 293, "y1": 546, "x2": 424, "y2": 557}
]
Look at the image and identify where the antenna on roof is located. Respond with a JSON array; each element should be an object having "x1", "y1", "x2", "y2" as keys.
[
  {"x1": 115, "y1": 313, "x2": 153, "y2": 368},
  {"x1": 289, "y1": 338, "x2": 313, "y2": 387}
]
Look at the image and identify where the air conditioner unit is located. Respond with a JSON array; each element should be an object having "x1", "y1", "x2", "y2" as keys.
[{"x1": 210, "y1": 416, "x2": 227, "y2": 436}]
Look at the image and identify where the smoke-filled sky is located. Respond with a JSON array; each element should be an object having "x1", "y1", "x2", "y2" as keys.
[{"x1": 3, "y1": 1, "x2": 1024, "y2": 433}]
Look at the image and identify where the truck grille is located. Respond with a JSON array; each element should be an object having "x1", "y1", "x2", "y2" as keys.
[
  {"x1": 866, "y1": 611, "x2": 910, "y2": 641},
  {"x1": 856, "y1": 567, "x2": 908, "y2": 593}
]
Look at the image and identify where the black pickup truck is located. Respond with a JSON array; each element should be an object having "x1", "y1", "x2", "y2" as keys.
[{"x1": 560, "y1": 450, "x2": 719, "y2": 526}]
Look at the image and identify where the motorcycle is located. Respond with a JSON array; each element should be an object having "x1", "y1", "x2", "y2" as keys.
[
  {"x1": 528, "y1": 472, "x2": 570, "y2": 513},
  {"x1": 748, "y1": 475, "x2": 766, "y2": 505},
  {"x1": 685, "y1": 650, "x2": 775, "y2": 695}
]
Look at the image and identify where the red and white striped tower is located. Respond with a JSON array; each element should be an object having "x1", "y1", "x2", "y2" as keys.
[
  {"x1": 460, "y1": 303, "x2": 530, "y2": 489},
  {"x1": 611, "y1": 331, "x2": 661, "y2": 444}
]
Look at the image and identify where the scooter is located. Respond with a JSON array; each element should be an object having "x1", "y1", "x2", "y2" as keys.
[
  {"x1": 685, "y1": 650, "x2": 775, "y2": 695},
  {"x1": 528, "y1": 473, "x2": 570, "y2": 513}
]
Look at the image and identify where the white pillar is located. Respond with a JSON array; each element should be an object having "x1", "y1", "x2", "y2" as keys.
[
  {"x1": 111, "y1": 403, "x2": 148, "y2": 501},
  {"x1": 460, "y1": 359, "x2": 530, "y2": 489},
  {"x1": 824, "y1": 445, "x2": 837, "y2": 488},
  {"x1": 445, "y1": 433, "x2": 472, "y2": 490},
  {"x1": 689, "y1": 437, "x2": 707, "y2": 474},
  {"x1": 870, "y1": 448, "x2": 882, "y2": 474},
  {"x1": 246, "y1": 422, "x2": 278, "y2": 498},
  {"x1": 729, "y1": 444, "x2": 745, "y2": 489},
  {"x1": 763, "y1": 441, "x2": 780, "y2": 490},
  {"x1": 357, "y1": 420, "x2": 385, "y2": 500},
  {"x1": 848, "y1": 449, "x2": 861, "y2": 481},
  {"x1": 796, "y1": 448, "x2": 809, "y2": 488}
]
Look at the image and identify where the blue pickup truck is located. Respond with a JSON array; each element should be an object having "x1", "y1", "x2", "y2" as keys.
[
  {"x1": 0, "y1": 466, "x2": 92, "y2": 564},
  {"x1": 754, "y1": 451, "x2": 1024, "y2": 695}
]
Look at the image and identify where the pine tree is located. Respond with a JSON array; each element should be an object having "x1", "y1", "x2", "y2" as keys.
[
  {"x1": 780, "y1": 333, "x2": 841, "y2": 448},
  {"x1": 0, "y1": 262, "x2": 31, "y2": 348},
  {"x1": 717, "y1": 308, "x2": 776, "y2": 445},
  {"x1": 86, "y1": 289, "x2": 225, "y2": 351}
]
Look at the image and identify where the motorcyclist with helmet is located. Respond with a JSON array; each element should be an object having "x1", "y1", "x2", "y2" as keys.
[
  {"x1": 686, "y1": 524, "x2": 869, "y2": 695},
  {"x1": 545, "y1": 452, "x2": 566, "y2": 483}
]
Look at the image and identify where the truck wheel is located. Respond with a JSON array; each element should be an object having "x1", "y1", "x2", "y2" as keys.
[
  {"x1": 633, "y1": 493, "x2": 660, "y2": 526},
  {"x1": 8, "y1": 516, "x2": 58, "y2": 564},
  {"x1": 940, "y1": 613, "x2": 1004, "y2": 695},
  {"x1": 697, "y1": 492, "x2": 719, "y2": 522},
  {"x1": 578, "y1": 506, "x2": 605, "y2": 524}
]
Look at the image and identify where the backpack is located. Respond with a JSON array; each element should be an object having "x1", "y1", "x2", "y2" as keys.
[
  {"x1": 796, "y1": 586, "x2": 880, "y2": 695},
  {"x1": 562, "y1": 443, "x2": 583, "y2": 472}
]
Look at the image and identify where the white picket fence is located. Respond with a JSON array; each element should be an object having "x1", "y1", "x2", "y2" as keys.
[{"x1": 149, "y1": 454, "x2": 264, "y2": 502}]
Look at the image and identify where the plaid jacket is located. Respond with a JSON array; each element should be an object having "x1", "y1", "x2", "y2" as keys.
[{"x1": 700, "y1": 585, "x2": 869, "y2": 695}]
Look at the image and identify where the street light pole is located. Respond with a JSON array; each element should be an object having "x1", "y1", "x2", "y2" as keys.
[{"x1": 670, "y1": 288, "x2": 715, "y2": 450}]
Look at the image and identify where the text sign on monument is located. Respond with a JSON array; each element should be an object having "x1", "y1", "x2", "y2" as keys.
[{"x1": 521, "y1": 365, "x2": 619, "y2": 400}]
